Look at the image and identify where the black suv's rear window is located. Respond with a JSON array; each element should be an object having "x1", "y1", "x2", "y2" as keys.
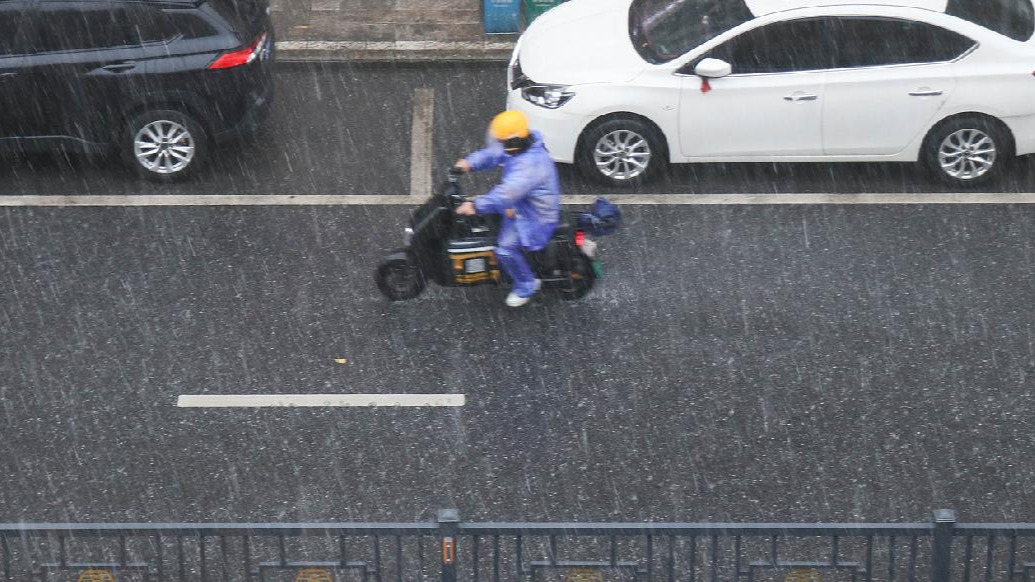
[{"x1": 946, "y1": 0, "x2": 1034, "y2": 41}]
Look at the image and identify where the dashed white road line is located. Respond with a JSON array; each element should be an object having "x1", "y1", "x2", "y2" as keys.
[
  {"x1": 4, "y1": 193, "x2": 1035, "y2": 206},
  {"x1": 176, "y1": 394, "x2": 465, "y2": 408},
  {"x1": 409, "y1": 87, "x2": 435, "y2": 199}
]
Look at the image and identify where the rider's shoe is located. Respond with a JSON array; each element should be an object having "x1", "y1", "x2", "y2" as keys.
[{"x1": 505, "y1": 279, "x2": 541, "y2": 308}]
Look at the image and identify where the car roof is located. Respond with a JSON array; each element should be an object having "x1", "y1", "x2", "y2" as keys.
[{"x1": 744, "y1": 0, "x2": 947, "y2": 16}]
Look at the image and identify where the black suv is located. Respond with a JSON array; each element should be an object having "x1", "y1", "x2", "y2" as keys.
[{"x1": 0, "y1": 0, "x2": 274, "y2": 181}]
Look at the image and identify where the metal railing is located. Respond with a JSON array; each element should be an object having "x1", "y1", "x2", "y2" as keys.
[{"x1": 2, "y1": 510, "x2": 1034, "y2": 582}]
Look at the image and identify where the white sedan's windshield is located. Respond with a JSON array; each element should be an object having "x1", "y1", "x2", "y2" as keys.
[{"x1": 629, "y1": 0, "x2": 753, "y2": 63}]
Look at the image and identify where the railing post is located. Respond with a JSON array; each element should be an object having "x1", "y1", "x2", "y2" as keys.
[
  {"x1": 931, "y1": 509, "x2": 956, "y2": 582},
  {"x1": 439, "y1": 509, "x2": 460, "y2": 582}
]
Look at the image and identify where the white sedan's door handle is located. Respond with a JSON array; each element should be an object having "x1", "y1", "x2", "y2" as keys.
[
  {"x1": 909, "y1": 89, "x2": 944, "y2": 97},
  {"x1": 783, "y1": 92, "x2": 818, "y2": 102}
]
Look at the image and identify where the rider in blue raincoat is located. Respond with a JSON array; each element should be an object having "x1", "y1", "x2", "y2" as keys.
[{"x1": 455, "y1": 110, "x2": 561, "y2": 308}]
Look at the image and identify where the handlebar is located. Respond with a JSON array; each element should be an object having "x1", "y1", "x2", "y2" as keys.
[
  {"x1": 443, "y1": 166, "x2": 470, "y2": 215},
  {"x1": 445, "y1": 166, "x2": 483, "y2": 231},
  {"x1": 447, "y1": 165, "x2": 466, "y2": 183}
]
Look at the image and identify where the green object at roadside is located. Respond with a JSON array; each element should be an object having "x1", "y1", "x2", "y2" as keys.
[{"x1": 523, "y1": 0, "x2": 564, "y2": 24}]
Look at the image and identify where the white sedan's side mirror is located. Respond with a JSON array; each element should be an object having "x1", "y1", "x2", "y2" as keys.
[{"x1": 694, "y1": 58, "x2": 732, "y2": 79}]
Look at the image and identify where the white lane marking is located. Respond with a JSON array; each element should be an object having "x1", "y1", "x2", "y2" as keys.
[
  {"x1": 277, "y1": 40, "x2": 516, "y2": 53},
  {"x1": 176, "y1": 394, "x2": 465, "y2": 408},
  {"x1": 409, "y1": 88, "x2": 435, "y2": 199},
  {"x1": 4, "y1": 193, "x2": 1035, "y2": 206}
]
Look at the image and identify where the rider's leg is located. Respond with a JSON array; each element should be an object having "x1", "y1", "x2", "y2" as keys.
[{"x1": 496, "y1": 227, "x2": 538, "y2": 298}]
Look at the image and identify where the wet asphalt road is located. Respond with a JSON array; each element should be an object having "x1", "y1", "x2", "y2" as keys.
[
  {"x1": 2, "y1": 62, "x2": 1035, "y2": 527},
  {"x1": 3, "y1": 61, "x2": 1035, "y2": 197},
  {"x1": 2, "y1": 203, "x2": 1035, "y2": 524}
]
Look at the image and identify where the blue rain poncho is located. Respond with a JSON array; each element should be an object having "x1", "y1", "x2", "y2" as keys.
[{"x1": 465, "y1": 131, "x2": 561, "y2": 251}]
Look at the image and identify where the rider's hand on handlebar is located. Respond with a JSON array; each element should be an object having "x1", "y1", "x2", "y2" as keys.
[
  {"x1": 453, "y1": 159, "x2": 471, "y2": 173},
  {"x1": 456, "y1": 201, "x2": 476, "y2": 216}
]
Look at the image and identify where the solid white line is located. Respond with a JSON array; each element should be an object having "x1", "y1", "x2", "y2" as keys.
[
  {"x1": 5, "y1": 193, "x2": 1035, "y2": 206},
  {"x1": 0, "y1": 195, "x2": 416, "y2": 206},
  {"x1": 176, "y1": 394, "x2": 465, "y2": 408},
  {"x1": 590, "y1": 192, "x2": 1035, "y2": 205},
  {"x1": 409, "y1": 88, "x2": 435, "y2": 199},
  {"x1": 276, "y1": 40, "x2": 516, "y2": 52}
]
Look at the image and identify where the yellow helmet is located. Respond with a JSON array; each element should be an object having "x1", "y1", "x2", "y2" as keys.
[{"x1": 489, "y1": 111, "x2": 531, "y2": 153}]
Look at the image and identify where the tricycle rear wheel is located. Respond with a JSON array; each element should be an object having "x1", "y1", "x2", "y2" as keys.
[{"x1": 558, "y1": 252, "x2": 596, "y2": 300}]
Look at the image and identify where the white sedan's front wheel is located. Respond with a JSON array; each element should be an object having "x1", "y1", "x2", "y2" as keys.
[
  {"x1": 577, "y1": 118, "x2": 666, "y2": 187},
  {"x1": 924, "y1": 117, "x2": 1011, "y2": 187}
]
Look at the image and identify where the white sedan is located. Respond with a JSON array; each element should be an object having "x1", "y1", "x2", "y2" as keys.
[{"x1": 506, "y1": 0, "x2": 1035, "y2": 187}]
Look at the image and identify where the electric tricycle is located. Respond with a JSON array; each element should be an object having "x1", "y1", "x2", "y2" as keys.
[{"x1": 375, "y1": 170, "x2": 619, "y2": 301}]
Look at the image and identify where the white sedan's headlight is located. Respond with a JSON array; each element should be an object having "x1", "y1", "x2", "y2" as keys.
[{"x1": 521, "y1": 85, "x2": 575, "y2": 109}]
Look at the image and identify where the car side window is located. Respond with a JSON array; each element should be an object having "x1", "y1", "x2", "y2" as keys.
[
  {"x1": 34, "y1": 3, "x2": 134, "y2": 52},
  {"x1": 33, "y1": 2, "x2": 174, "y2": 53},
  {"x1": 706, "y1": 18, "x2": 834, "y2": 74},
  {"x1": 0, "y1": 2, "x2": 32, "y2": 56},
  {"x1": 126, "y1": 5, "x2": 178, "y2": 45},
  {"x1": 829, "y1": 17, "x2": 976, "y2": 69},
  {"x1": 946, "y1": 0, "x2": 1034, "y2": 42}
]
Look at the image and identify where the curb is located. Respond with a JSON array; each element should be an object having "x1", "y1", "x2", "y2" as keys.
[{"x1": 275, "y1": 40, "x2": 516, "y2": 62}]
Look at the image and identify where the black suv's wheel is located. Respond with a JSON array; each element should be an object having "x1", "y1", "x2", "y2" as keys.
[
  {"x1": 124, "y1": 110, "x2": 207, "y2": 182},
  {"x1": 923, "y1": 116, "x2": 1011, "y2": 187},
  {"x1": 577, "y1": 117, "x2": 667, "y2": 187}
]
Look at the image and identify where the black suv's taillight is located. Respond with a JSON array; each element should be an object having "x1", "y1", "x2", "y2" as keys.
[{"x1": 208, "y1": 33, "x2": 266, "y2": 70}]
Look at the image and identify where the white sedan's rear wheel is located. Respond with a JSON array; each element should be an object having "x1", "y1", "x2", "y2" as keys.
[{"x1": 924, "y1": 117, "x2": 1010, "y2": 187}]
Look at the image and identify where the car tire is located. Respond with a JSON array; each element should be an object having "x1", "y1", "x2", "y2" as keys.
[
  {"x1": 923, "y1": 116, "x2": 1011, "y2": 188},
  {"x1": 577, "y1": 117, "x2": 667, "y2": 187},
  {"x1": 123, "y1": 110, "x2": 208, "y2": 182}
]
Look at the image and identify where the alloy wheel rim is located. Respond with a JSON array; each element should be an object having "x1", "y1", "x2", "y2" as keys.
[
  {"x1": 594, "y1": 130, "x2": 651, "y2": 181},
  {"x1": 938, "y1": 128, "x2": 996, "y2": 181},
  {"x1": 134, "y1": 120, "x2": 195, "y2": 175}
]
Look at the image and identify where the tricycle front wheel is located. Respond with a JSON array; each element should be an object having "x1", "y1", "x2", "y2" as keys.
[{"x1": 375, "y1": 252, "x2": 426, "y2": 301}]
